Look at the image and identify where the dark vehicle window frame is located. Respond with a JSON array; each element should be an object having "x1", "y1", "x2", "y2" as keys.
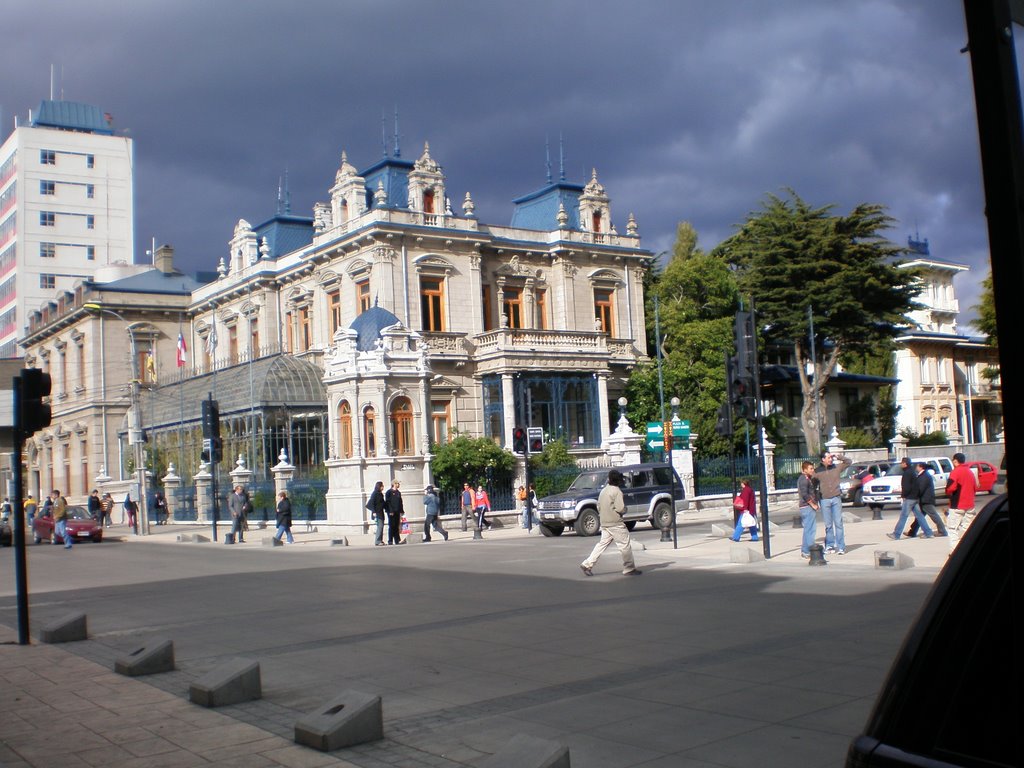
[{"x1": 848, "y1": 495, "x2": 1013, "y2": 767}]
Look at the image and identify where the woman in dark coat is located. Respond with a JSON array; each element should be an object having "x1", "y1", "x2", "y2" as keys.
[
  {"x1": 368, "y1": 481, "x2": 386, "y2": 546},
  {"x1": 273, "y1": 491, "x2": 294, "y2": 544}
]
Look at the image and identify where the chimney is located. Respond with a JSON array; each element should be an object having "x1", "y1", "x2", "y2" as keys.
[{"x1": 154, "y1": 244, "x2": 174, "y2": 274}]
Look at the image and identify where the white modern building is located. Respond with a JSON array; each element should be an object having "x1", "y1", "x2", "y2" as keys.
[
  {"x1": 893, "y1": 237, "x2": 1002, "y2": 443},
  {"x1": 0, "y1": 100, "x2": 134, "y2": 357}
]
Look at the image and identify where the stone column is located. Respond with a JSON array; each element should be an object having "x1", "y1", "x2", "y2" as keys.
[
  {"x1": 501, "y1": 373, "x2": 516, "y2": 450},
  {"x1": 889, "y1": 433, "x2": 909, "y2": 461},
  {"x1": 825, "y1": 426, "x2": 847, "y2": 457},
  {"x1": 754, "y1": 429, "x2": 777, "y2": 491},
  {"x1": 193, "y1": 461, "x2": 212, "y2": 522},
  {"x1": 605, "y1": 408, "x2": 643, "y2": 466},
  {"x1": 673, "y1": 430, "x2": 697, "y2": 501},
  {"x1": 161, "y1": 464, "x2": 182, "y2": 523},
  {"x1": 229, "y1": 455, "x2": 254, "y2": 492},
  {"x1": 271, "y1": 449, "x2": 296, "y2": 498},
  {"x1": 596, "y1": 373, "x2": 611, "y2": 445}
]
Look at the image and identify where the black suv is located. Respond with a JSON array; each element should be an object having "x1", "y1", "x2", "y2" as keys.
[{"x1": 535, "y1": 462, "x2": 687, "y2": 537}]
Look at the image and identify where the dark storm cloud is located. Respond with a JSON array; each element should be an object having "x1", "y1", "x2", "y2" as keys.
[{"x1": 2, "y1": 0, "x2": 991, "y2": 323}]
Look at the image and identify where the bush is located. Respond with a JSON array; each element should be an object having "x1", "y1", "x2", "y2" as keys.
[
  {"x1": 899, "y1": 428, "x2": 950, "y2": 447},
  {"x1": 431, "y1": 434, "x2": 516, "y2": 495},
  {"x1": 837, "y1": 428, "x2": 879, "y2": 449}
]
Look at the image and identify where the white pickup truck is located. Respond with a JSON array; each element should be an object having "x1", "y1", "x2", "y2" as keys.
[{"x1": 861, "y1": 456, "x2": 954, "y2": 509}]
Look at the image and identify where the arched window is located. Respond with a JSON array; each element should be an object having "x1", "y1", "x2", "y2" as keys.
[
  {"x1": 339, "y1": 401, "x2": 353, "y2": 459},
  {"x1": 390, "y1": 397, "x2": 414, "y2": 456},
  {"x1": 364, "y1": 406, "x2": 377, "y2": 458}
]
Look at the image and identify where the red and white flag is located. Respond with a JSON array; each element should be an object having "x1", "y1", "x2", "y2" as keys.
[{"x1": 176, "y1": 332, "x2": 188, "y2": 367}]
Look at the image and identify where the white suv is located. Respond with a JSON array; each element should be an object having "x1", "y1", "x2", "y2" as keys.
[{"x1": 861, "y1": 456, "x2": 953, "y2": 509}]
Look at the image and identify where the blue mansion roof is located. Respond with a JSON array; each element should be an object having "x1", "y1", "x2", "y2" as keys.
[
  {"x1": 32, "y1": 100, "x2": 115, "y2": 135},
  {"x1": 349, "y1": 305, "x2": 401, "y2": 351},
  {"x1": 510, "y1": 181, "x2": 585, "y2": 230},
  {"x1": 253, "y1": 214, "x2": 314, "y2": 259}
]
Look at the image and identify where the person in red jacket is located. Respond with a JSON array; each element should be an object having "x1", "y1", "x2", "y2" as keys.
[
  {"x1": 730, "y1": 477, "x2": 759, "y2": 542},
  {"x1": 946, "y1": 452, "x2": 979, "y2": 555},
  {"x1": 473, "y1": 485, "x2": 491, "y2": 530}
]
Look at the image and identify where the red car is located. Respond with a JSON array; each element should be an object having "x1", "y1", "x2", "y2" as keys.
[
  {"x1": 964, "y1": 460, "x2": 998, "y2": 494},
  {"x1": 32, "y1": 505, "x2": 104, "y2": 544}
]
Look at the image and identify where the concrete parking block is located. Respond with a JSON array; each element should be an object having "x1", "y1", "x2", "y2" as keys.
[
  {"x1": 38, "y1": 612, "x2": 87, "y2": 644},
  {"x1": 294, "y1": 690, "x2": 383, "y2": 752},
  {"x1": 114, "y1": 639, "x2": 175, "y2": 677},
  {"x1": 482, "y1": 733, "x2": 570, "y2": 768},
  {"x1": 189, "y1": 657, "x2": 262, "y2": 707}
]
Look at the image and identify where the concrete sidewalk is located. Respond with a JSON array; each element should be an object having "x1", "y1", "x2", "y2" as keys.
[{"x1": 1, "y1": 505, "x2": 953, "y2": 767}]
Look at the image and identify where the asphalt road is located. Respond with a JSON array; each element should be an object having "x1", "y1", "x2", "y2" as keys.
[{"x1": 1, "y1": 522, "x2": 939, "y2": 767}]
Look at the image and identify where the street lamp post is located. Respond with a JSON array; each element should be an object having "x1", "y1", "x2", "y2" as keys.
[{"x1": 84, "y1": 303, "x2": 150, "y2": 535}]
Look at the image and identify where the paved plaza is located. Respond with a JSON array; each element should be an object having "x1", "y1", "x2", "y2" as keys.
[{"x1": 1, "y1": 508, "x2": 955, "y2": 768}]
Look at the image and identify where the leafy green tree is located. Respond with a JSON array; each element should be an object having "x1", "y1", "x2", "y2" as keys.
[
  {"x1": 972, "y1": 272, "x2": 998, "y2": 345},
  {"x1": 715, "y1": 190, "x2": 919, "y2": 455},
  {"x1": 626, "y1": 222, "x2": 740, "y2": 456},
  {"x1": 971, "y1": 272, "x2": 1000, "y2": 382},
  {"x1": 430, "y1": 434, "x2": 515, "y2": 494}
]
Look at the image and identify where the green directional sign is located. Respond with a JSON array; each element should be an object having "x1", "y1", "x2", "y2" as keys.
[{"x1": 645, "y1": 421, "x2": 665, "y2": 451}]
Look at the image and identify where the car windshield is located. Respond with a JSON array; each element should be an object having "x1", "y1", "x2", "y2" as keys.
[
  {"x1": 568, "y1": 471, "x2": 606, "y2": 492},
  {"x1": 840, "y1": 465, "x2": 864, "y2": 479},
  {"x1": 66, "y1": 508, "x2": 92, "y2": 520}
]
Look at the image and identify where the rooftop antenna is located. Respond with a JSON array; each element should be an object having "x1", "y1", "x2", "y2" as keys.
[
  {"x1": 393, "y1": 105, "x2": 401, "y2": 158},
  {"x1": 559, "y1": 133, "x2": 566, "y2": 182},
  {"x1": 545, "y1": 136, "x2": 552, "y2": 184},
  {"x1": 276, "y1": 176, "x2": 283, "y2": 215},
  {"x1": 381, "y1": 110, "x2": 388, "y2": 157},
  {"x1": 283, "y1": 168, "x2": 291, "y2": 214}
]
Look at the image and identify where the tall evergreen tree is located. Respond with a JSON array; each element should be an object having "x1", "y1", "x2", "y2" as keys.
[{"x1": 714, "y1": 190, "x2": 919, "y2": 454}]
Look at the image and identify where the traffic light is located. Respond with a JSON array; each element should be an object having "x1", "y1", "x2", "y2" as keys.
[
  {"x1": 512, "y1": 426, "x2": 527, "y2": 454},
  {"x1": 18, "y1": 368, "x2": 52, "y2": 434},
  {"x1": 201, "y1": 398, "x2": 220, "y2": 439},
  {"x1": 733, "y1": 310, "x2": 756, "y2": 377},
  {"x1": 715, "y1": 402, "x2": 733, "y2": 438},
  {"x1": 731, "y1": 370, "x2": 757, "y2": 422},
  {"x1": 200, "y1": 437, "x2": 223, "y2": 464},
  {"x1": 529, "y1": 432, "x2": 543, "y2": 454}
]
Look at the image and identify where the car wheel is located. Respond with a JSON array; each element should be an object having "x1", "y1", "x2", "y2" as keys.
[
  {"x1": 575, "y1": 508, "x2": 601, "y2": 537},
  {"x1": 624, "y1": 520, "x2": 636, "y2": 531},
  {"x1": 853, "y1": 488, "x2": 864, "y2": 507},
  {"x1": 652, "y1": 502, "x2": 673, "y2": 530},
  {"x1": 33, "y1": 534, "x2": 42, "y2": 544},
  {"x1": 539, "y1": 522, "x2": 563, "y2": 537},
  {"x1": 50, "y1": 532, "x2": 59, "y2": 545}
]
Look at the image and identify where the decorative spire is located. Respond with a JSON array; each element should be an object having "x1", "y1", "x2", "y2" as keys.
[
  {"x1": 283, "y1": 168, "x2": 291, "y2": 214},
  {"x1": 393, "y1": 105, "x2": 401, "y2": 158},
  {"x1": 557, "y1": 202, "x2": 568, "y2": 229},
  {"x1": 462, "y1": 191, "x2": 476, "y2": 218},
  {"x1": 559, "y1": 133, "x2": 566, "y2": 181},
  {"x1": 276, "y1": 176, "x2": 283, "y2": 215},
  {"x1": 260, "y1": 237, "x2": 270, "y2": 259},
  {"x1": 545, "y1": 136, "x2": 552, "y2": 184},
  {"x1": 375, "y1": 179, "x2": 388, "y2": 208},
  {"x1": 381, "y1": 110, "x2": 388, "y2": 157},
  {"x1": 626, "y1": 212, "x2": 638, "y2": 236}
]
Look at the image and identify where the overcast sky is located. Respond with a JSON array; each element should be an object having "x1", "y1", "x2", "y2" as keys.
[{"x1": 2, "y1": 0, "x2": 996, "y2": 327}]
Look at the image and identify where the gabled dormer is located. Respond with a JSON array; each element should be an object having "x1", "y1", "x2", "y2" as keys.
[
  {"x1": 329, "y1": 151, "x2": 367, "y2": 226},
  {"x1": 229, "y1": 219, "x2": 259, "y2": 273},
  {"x1": 407, "y1": 142, "x2": 447, "y2": 217},
  {"x1": 578, "y1": 168, "x2": 612, "y2": 235}
]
